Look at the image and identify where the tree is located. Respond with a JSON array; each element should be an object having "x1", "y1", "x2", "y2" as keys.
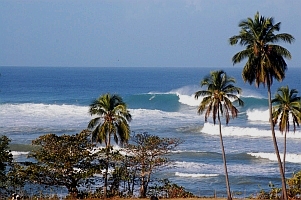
[
  {"x1": 0, "y1": 135, "x2": 13, "y2": 195},
  {"x1": 124, "y1": 132, "x2": 182, "y2": 198},
  {"x1": 23, "y1": 130, "x2": 98, "y2": 198},
  {"x1": 272, "y1": 86, "x2": 301, "y2": 174},
  {"x1": 195, "y1": 70, "x2": 243, "y2": 200},
  {"x1": 88, "y1": 93, "x2": 132, "y2": 197},
  {"x1": 229, "y1": 12, "x2": 295, "y2": 200}
]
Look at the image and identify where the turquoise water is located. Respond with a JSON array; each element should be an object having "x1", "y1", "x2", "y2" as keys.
[{"x1": 0, "y1": 66, "x2": 301, "y2": 197}]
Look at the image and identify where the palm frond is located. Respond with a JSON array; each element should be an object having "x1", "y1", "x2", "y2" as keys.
[
  {"x1": 88, "y1": 93, "x2": 131, "y2": 147},
  {"x1": 88, "y1": 117, "x2": 101, "y2": 129},
  {"x1": 195, "y1": 70, "x2": 243, "y2": 125},
  {"x1": 272, "y1": 86, "x2": 301, "y2": 133},
  {"x1": 230, "y1": 12, "x2": 294, "y2": 88}
]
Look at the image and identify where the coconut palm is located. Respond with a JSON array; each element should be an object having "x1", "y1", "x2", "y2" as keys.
[
  {"x1": 195, "y1": 70, "x2": 244, "y2": 200},
  {"x1": 229, "y1": 12, "x2": 294, "y2": 200},
  {"x1": 272, "y1": 86, "x2": 301, "y2": 174},
  {"x1": 88, "y1": 93, "x2": 132, "y2": 197}
]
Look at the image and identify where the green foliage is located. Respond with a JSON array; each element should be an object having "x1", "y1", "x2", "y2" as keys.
[
  {"x1": 0, "y1": 135, "x2": 15, "y2": 195},
  {"x1": 0, "y1": 135, "x2": 13, "y2": 182},
  {"x1": 97, "y1": 147, "x2": 126, "y2": 198},
  {"x1": 272, "y1": 86, "x2": 301, "y2": 133},
  {"x1": 88, "y1": 93, "x2": 132, "y2": 198},
  {"x1": 229, "y1": 12, "x2": 294, "y2": 88},
  {"x1": 124, "y1": 132, "x2": 182, "y2": 198},
  {"x1": 5, "y1": 162, "x2": 26, "y2": 192},
  {"x1": 21, "y1": 130, "x2": 99, "y2": 198},
  {"x1": 195, "y1": 70, "x2": 244, "y2": 125},
  {"x1": 195, "y1": 70, "x2": 243, "y2": 200},
  {"x1": 272, "y1": 86, "x2": 301, "y2": 174},
  {"x1": 230, "y1": 12, "x2": 294, "y2": 200},
  {"x1": 88, "y1": 93, "x2": 132, "y2": 147},
  {"x1": 287, "y1": 170, "x2": 301, "y2": 198},
  {"x1": 255, "y1": 182, "x2": 281, "y2": 199},
  {"x1": 148, "y1": 178, "x2": 196, "y2": 198}
]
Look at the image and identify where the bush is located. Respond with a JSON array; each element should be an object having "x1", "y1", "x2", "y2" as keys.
[
  {"x1": 287, "y1": 170, "x2": 301, "y2": 198},
  {"x1": 148, "y1": 178, "x2": 196, "y2": 198}
]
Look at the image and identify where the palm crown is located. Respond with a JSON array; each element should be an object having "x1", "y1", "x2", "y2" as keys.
[
  {"x1": 229, "y1": 12, "x2": 295, "y2": 200},
  {"x1": 229, "y1": 12, "x2": 294, "y2": 87},
  {"x1": 88, "y1": 93, "x2": 132, "y2": 147},
  {"x1": 195, "y1": 70, "x2": 244, "y2": 124},
  {"x1": 272, "y1": 86, "x2": 301, "y2": 133}
]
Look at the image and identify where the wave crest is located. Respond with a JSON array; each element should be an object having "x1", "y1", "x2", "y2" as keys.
[
  {"x1": 201, "y1": 123, "x2": 301, "y2": 138},
  {"x1": 175, "y1": 172, "x2": 219, "y2": 177},
  {"x1": 248, "y1": 152, "x2": 301, "y2": 163}
]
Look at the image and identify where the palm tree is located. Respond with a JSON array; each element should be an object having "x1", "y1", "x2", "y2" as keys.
[
  {"x1": 195, "y1": 70, "x2": 244, "y2": 200},
  {"x1": 229, "y1": 12, "x2": 294, "y2": 200},
  {"x1": 88, "y1": 93, "x2": 132, "y2": 197},
  {"x1": 272, "y1": 86, "x2": 301, "y2": 174}
]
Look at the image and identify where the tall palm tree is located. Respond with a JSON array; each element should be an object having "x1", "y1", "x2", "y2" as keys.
[
  {"x1": 195, "y1": 70, "x2": 244, "y2": 200},
  {"x1": 229, "y1": 12, "x2": 294, "y2": 200},
  {"x1": 88, "y1": 93, "x2": 132, "y2": 197},
  {"x1": 272, "y1": 86, "x2": 301, "y2": 174}
]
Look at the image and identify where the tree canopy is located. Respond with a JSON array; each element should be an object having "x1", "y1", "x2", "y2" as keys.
[
  {"x1": 124, "y1": 132, "x2": 182, "y2": 198},
  {"x1": 22, "y1": 130, "x2": 99, "y2": 198},
  {"x1": 0, "y1": 135, "x2": 13, "y2": 194}
]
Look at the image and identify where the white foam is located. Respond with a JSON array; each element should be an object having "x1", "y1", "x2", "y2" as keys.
[
  {"x1": 129, "y1": 108, "x2": 199, "y2": 127},
  {"x1": 0, "y1": 103, "x2": 91, "y2": 128},
  {"x1": 170, "y1": 85, "x2": 200, "y2": 96},
  {"x1": 247, "y1": 108, "x2": 300, "y2": 125},
  {"x1": 247, "y1": 109, "x2": 269, "y2": 122},
  {"x1": 0, "y1": 103, "x2": 197, "y2": 131},
  {"x1": 201, "y1": 122, "x2": 301, "y2": 138},
  {"x1": 248, "y1": 152, "x2": 301, "y2": 163},
  {"x1": 176, "y1": 92, "x2": 240, "y2": 107},
  {"x1": 175, "y1": 172, "x2": 218, "y2": 177},
  {"x1": 178, "y1": 94, "x2": 201, "y2": 107},
  {"x1": 240, "y1": 88, "x2": 265, "y2": 99},
  {"x1": 172, "y1": 160, "x2": 278, "y2": 176},
  {"x1": 11, "y1": 151, "x2": 29, "y2": 156},
  {"x1": 173, "y1": 161, "x2": 221, "y2": 172}
]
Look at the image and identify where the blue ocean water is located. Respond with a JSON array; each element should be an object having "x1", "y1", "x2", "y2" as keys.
[{"x1": 0, "y1": 66, "x2": 301, "y2": 197}]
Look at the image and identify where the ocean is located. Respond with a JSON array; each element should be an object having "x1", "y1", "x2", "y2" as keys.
[{"x1": 0, "y1": 66, "x2": 300, "y2": 197}]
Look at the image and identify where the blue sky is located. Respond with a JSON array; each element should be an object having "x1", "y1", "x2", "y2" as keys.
[{"x1": 1, "y1": 0, "x2": 300, "y2": 68}]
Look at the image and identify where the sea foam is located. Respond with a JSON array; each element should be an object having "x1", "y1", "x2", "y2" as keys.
[
  {"x1": 248, "y1": 152, "x2": 301, "y2": 163},
  {"x1": 175, "y1": 172, "x2": 219, "y2": 177},
  {"x1": 201, "y1": 122, "x2": 301, "y2": 138}
]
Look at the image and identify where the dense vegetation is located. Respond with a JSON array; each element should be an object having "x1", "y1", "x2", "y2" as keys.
[{"x1": 0, "y1": 132, "x2": 188, "y2": 199}]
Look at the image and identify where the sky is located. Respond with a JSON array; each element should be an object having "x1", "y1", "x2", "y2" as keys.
[{"x1": 1, "y1": 0, "x2": 300, "y2": 68}]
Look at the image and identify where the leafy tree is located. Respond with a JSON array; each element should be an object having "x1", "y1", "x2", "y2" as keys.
[
  {"x1": 88, "y1": 93, "x2": 132, "y2": 197},
  {"x1": 272, "y1": 86, "x2": 301, "y2": 173},
  {"x1": 124, "y1": 132, "x2": 182, "y2": 198},
  {"x1": 5, "y1": 162, "x2": 25, "y2": 195},
  {"x1": 0, "y1": 135, "x2": 13, "y2": 195},
  {"x1": 195, "y1": 70, "x2": 243, "y2": 200},
  {"x1": 229, "y1": 12, "x2": 295, "y2": 200},
  {"x1": 114, "y1": 152, "x2": 139, "y2": 197},
  {"x1": 23, "y1": 130, "x2": 98, "y2": 198}
]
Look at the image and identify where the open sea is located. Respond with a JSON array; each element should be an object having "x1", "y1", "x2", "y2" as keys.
[{"x1": 0, "y1": 66, "x2": 300, "y2": 197}]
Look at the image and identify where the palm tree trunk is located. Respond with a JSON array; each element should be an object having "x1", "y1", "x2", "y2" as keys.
[
  {"x1": 103, "y1": 149, "x2": 109, "y2": 198},
  {"x1": 218, "y1": 112, "x2": 232, "y2": 200},
  {"x1": 103, "y1": 130, "x2": 112, "y2": 198},
  {"x1": 267, "y1": 85, "x2": 287, "y2": 200},
  {"x1": 283, "y1": 130, "x2": 287, "y2": 176}
]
